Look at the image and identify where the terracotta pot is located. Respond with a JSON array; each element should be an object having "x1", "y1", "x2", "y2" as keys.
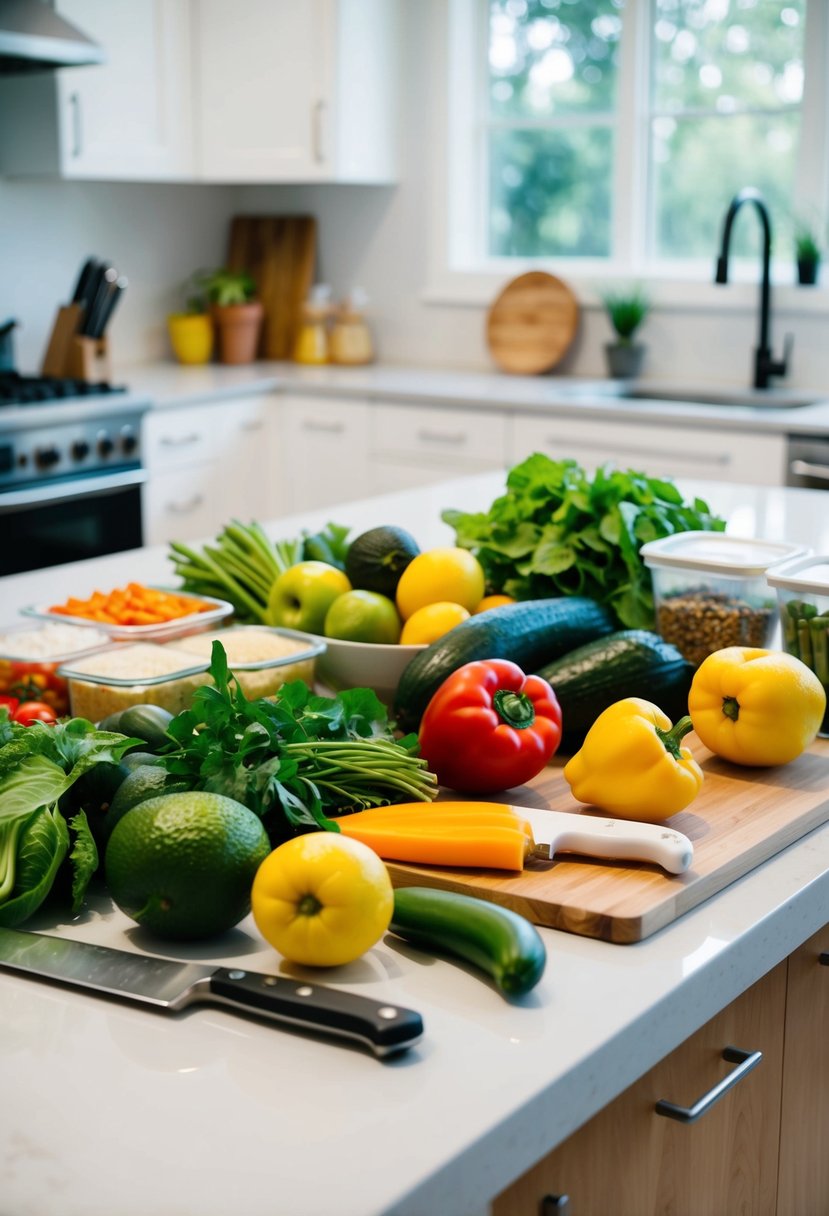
[
  {"x1": 167, "y1": 313, "x2": 214, "y2": 365},
  {"x1": 212, "y1": 301, "x2": 264, "y2": 365}
]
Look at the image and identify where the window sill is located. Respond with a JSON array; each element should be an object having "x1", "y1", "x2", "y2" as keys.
[{"x1": 421, "y1": 268, "x2": 829, "y2": 316}]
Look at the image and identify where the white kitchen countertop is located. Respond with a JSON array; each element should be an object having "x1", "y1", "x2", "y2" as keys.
[
  {"x1": 117, "y1": 358, "x2": 829, "y2": 437},
  {"x1": 2, "y1": 471, "x2": 829, "y2": 1216}
]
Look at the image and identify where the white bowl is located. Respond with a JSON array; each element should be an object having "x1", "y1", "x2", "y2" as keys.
[{"x1": 315, "y1": 635, "x2": 426, "y2": 705}]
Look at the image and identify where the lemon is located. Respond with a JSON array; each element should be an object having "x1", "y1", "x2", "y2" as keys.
[
  {"x1": 395, "y1": 548, "x2": 485, "y2": 620},
  {"x1": 251, "y1": 833, "x2": 394, "y2": 967},
  {"x1": 400, "y1": 601, "x2": 470, "y2": 645},
  {"x1": 323, "y1": 589, "x2": 402, "y2": 644},
  {"x1": 105, "y1": 792, "x2": 271, "y2": 940}
]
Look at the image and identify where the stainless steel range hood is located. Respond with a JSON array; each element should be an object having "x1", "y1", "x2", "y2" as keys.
[{"x1": 0, "y1": 0, "x2": 105, "y2": 73}]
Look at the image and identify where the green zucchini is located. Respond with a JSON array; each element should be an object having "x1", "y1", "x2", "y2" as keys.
[
  {"x1": 536, "y1": 629, "x2": 694, "y2": 753},
  {"x1": 394, "y1": 596, "x2": 615, "y2": 732},
  {"x1": 389, "y1": 886, "x2": 546, "y2": 997},
  {"x1": 114, "y1": 705, "x2": 174, "y2": 753}
]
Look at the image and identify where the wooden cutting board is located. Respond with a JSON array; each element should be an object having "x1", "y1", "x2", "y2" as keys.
[
  {"x1": 486, "y1": 271, "x2": 579, "y2": 374},
  {"x1": 226, "y1": 215, "x2": 317, "y2": 359},
  {"x1": 387, "y1": 738, "x2": 829, "y2": 944}
]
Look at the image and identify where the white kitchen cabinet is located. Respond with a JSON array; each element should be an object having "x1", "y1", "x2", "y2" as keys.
[
  {"x1": 142, "y1": 394, "x2": 279, "y2": 545},
  {"x1": 278, "y1": 394, "x2": 372, "y2": 513},
  {"x1": 369, "y1": 400, "x2": 511, "y2": 495},
  {"x1": 0, "y1": 0, "x2": 194, "y2": 180},
  {"x1": 510, "y1": 414, "x2": 787, "y2": 485},
  {"x1": 0, "y1": 0, "x2": 398, "y2": 184},
  {"x1": 195, "y1": 0, "x2": 398, "y2": 183}
]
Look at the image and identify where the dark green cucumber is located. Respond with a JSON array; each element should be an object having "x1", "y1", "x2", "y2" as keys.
[
  {"x1": 394, "y1": 596, "x2": 615, "y2": 732},
  {"x1": 536, "y1": 629, "x2": 694, "y2": 753},
  {"x1": 101, "y1": 704, "x2": 174, "y2": 753},
  {"x1": 389, "y1": 886, "x2": 546, "y2": 997}
]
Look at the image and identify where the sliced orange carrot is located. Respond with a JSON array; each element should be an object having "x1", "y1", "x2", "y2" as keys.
[{"x1": 338, "y1": 819, "x2": 530, "y2": 871}]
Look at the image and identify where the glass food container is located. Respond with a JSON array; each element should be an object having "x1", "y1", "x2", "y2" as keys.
[
  {"x1": 23, "y1": 588, "x2": 233, "y2": 643},
  {"x1": 171, "y1": 626, "x2": 326, "y2": 699},
  {"x1": 639, "y1": 531, "x2": 807, "y2": 667},
  {"x1": 767, "y1": 554, "x2": 829, "y2": 738},
  {"x1": 0, "y1": 621, "x2": 111, "y2": 716},
  {"x1": 58, "y1": 643, "x2": 212, "y2": 720}
]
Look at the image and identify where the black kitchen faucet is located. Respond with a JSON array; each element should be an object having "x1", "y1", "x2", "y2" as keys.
[{"x1": 715, "y1": 186, "x2": 792, "y2": 390}]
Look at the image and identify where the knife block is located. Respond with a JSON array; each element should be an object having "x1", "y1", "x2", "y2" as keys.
[{"x1": 40, "y1": 304, "x2": 111, "y2": 382}]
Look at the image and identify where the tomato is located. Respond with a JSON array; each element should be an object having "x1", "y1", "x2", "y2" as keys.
[
  {"x1": 13, "y1": 701, "x2": 59, "y2": 726},
  {"x1": 251, "y1": 833, "x2": 394, "y2": 967}
]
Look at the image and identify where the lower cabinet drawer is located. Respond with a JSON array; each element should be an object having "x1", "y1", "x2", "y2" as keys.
[
  {"x1": 492, "y1": 962, "x2": 786, "y2": 1216},
  {"x1": 143, "y1": 404, "x2": 222, "y2": 471},
  {"x1": 142, "y1": 462, "x2": 222, "y2": 546},
  {"x1": 372, "y1": 401, "x2": 508, "y2": 465}
]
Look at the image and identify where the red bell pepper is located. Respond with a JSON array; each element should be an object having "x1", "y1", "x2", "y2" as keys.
[{"x1": 417, "y1": 659, "x2": 562, "y2": 793}]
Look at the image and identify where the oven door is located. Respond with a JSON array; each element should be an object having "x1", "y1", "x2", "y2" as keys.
[{"x1": 0, "y1": 467, "x2": 146, "y2": 576}]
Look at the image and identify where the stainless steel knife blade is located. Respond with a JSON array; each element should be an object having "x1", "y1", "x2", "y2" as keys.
[{"x1": 0, "y1": 928, "x2": 423, "y2": 1058}]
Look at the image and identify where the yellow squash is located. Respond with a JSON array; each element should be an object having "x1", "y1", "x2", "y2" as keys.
[
  {"x1": 688, "y1": 646, "x2": 826, "y2": 766},
  {"x1": 563, "y1": 696, "x2": 704, "y2": 821}
]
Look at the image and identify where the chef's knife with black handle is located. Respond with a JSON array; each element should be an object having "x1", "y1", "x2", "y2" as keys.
[
  {"x1": 83, "y1": 266, "x2": 118, "y2": 337},
  {"x1": 0, "y1": 927, "x2": 423, "y2": 1058},
  {"x1": 70, "y1": 256, "x2": 100, "y2": 306},
  {"x1": 88, "y1": 274, "x2": 127, "y2": 339}
]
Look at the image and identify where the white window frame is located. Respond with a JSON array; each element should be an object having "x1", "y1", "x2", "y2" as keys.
[{"x1": 426, "y1": 0, "x2": 829, "y2": 316}]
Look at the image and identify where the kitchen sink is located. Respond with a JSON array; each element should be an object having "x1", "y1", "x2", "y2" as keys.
[{"x1": 560, "y1": 382, "x2": 826, "y2": 409}]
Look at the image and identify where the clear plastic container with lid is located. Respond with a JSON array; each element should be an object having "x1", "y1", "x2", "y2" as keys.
[
  {"x1": 23, "y1": 587, "x2": 233, "y2": 643},
  {"x1": 58, "y1": 643, "x2": 212, "y2": 720},
  {"x1": 170, "y1": 626, "x2": 326, "y2": 699},
  {"x1": 767, "y1": 554, "x2": 829, "y2": 737},
  {"x1": 639, "y1": 531, "x2": 808, "y2": 667},
  {"x1": 0, "y1": 621, "x2": 111, "y2": 716}
]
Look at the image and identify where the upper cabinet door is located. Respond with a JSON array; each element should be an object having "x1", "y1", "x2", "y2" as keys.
[
  {"x1": 55, "y1": 0, "x2": 194, "y2": 179},
  {"x1": 195, "y1": 0, "x2": 398, "y2": 184}
]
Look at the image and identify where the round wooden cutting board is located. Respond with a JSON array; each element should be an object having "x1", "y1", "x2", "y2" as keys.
[{"x1": 486, "y1": 271, "x2": 579, "y2": 375}]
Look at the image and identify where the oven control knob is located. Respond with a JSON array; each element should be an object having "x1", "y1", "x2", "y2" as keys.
[
  {"x1": 120, "y1": 429, "x2": 138, "y2": 455},
  {"x1": 97, "y1": 435, "x2": 114, "y2": 457},
  {"x1": 71, "y1": 441, "x2": 90, "y2": 461},
  {"x1": 35, "y1": 446, "x2": 61, "y2": 469}
]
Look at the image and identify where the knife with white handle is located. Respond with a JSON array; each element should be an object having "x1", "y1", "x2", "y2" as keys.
[
  {"x1": 0, "y1": 928, "x2": 423, "y2": 1058},
  {"x1": 520, "y1": 806, "x2": 694, "y2": 875}
]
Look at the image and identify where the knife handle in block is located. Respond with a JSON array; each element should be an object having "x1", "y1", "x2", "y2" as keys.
[
  {"x1": 205, "y1": 967, "x2": 423, "y2": 1057},
  {"x1": 66, "y1": 336, "x2": 111, "y2": 383},
  {"x1": 40, "y1": 303, "x2": 85, "y2": 377}
]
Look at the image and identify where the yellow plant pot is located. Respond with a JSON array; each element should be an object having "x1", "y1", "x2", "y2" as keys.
[{"x1": 167, "y1": 313, "x2": 214, "y2": 365}]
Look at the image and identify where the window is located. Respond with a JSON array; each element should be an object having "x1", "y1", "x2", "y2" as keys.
[{"x1": 448, "y1": 0, "x2": 827, "y2": 278}]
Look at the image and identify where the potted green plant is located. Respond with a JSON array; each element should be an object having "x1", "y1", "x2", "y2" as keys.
[
  {"x1": 166, "y1": 279, "x2": 214, "y2": 366},
  {"x1": 195, "y1": 268, "x2": 264, "y2": 364},
  {"x1": 794, "y1": 224, "x2": 822, "y2": 286},
  {"x1": 601, "y1": 285, "x2": 651, "y2": 379}
]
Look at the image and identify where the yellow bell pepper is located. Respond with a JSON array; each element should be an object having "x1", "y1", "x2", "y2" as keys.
[
  {"x1": 563, "y1": 697, "x2": 703, "y2": 821},
  {"x1": 688, "y1": 646, "x2": 826, "y2": 767}
]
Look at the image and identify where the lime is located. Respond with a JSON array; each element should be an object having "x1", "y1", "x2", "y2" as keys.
[
  {"x1": 104, "y1": 765, "x2": 187, "y2": 844},
  {"x1": 324, "y1": 589, "x2": 402, "y2": 644},
  {"x1": 105, "y1": 791, "x2": 271, "y2": 940}
]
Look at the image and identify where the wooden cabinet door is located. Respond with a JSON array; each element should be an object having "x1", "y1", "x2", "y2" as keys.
[
  {"x1": 55, "y1": 0, "x2": 194, "y2": 180},
  {"x1": 777, "y1": 925, "x2": 829, "y2": 1216},
  {"x1": 492, "y1": 962, "x2": 786, "y2": 1216}
]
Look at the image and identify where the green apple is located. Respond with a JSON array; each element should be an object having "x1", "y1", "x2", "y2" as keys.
[{"x1": 267, "y1": 561, "x2": 352, "y2": 633}]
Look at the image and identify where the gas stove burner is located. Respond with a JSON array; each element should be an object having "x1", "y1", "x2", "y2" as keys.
[{"x1": 0, "y1": 372, "x2": 126, "y2": 406}]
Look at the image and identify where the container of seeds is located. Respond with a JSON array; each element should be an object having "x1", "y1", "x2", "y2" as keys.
[
  {"x1": 767, "y1": 554, "x2": 829, "y2": 738},
  {"x1": 170, "y1": 626, "x2": 326, "y2": 699},
  {"x1": 639, "y1": 532, "x2": 807, "y2": 668},
  {"x1": 58, "y1": 643, "x2": 212, "y2": 720}
]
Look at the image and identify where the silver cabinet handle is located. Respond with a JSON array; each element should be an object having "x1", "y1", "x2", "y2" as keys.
[
  {"x1": 165, "y1": 494, "x2": 204, "y2": 514},
  {"x1": 545, "y1": 437, "x2": 730, "y2": 466},
  {"x1": 542, "y1": 1196, "x2": 570, "y2": 1214},
  {"x1": 159, "y1": 433, "x2": 202, "y2": 447},
  {"x1": 312, "y1": 99, "x2": 326, "y2": 164},
  {"x1": 790, "y1": 458, "x2": 829, "y2": 482},
  {"x1": 416, "y1": 429, "x2": 468, "y2": 445},
  {"x1": 70, "y1": 91, "x2": 82, "y2": 158},
  {"x1": 655, "y1": 1046, "x2": 762, "y2": 1124},
  {"x1": 302, "y1": 419, "x2": 344, "y2": 434}
]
